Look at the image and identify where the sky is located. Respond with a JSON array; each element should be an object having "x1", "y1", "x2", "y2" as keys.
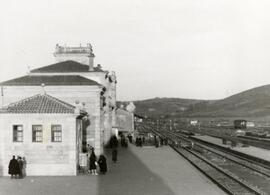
[{"x1": 1, "y1": 0, "x2": 270, "y2": 101}]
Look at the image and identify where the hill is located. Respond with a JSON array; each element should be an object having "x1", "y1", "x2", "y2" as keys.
[
  {"x1": 118, "y1": 84, "x2": 270, "y2": 118},
  {"x1": 118, "y1": 97, "x2": 209, "y2": 118},
  {"x1": 188, "y1": 84, "x2": 270, "y2": 117}
]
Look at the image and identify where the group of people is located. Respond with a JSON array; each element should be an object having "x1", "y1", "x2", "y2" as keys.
[
  {"x1": 87, "y1": 148, "x2": 107, "y2": 175},
  {"x1": 127, "y1": 134, "x2": 133, "y2": 143},
  {"x1": 86, "y1": 134, "x2": 121, "y2": 176},
  {"x1": 8, "y1": 155, "x2": 26, "y2": 179},
  {"x1": 154, "y1": 136, "x2": 167, "y2": 147},
  {"x1": 134, "y1": 135, "x2": 168, "y2": 147},
  {"x1": 135, "y1": 136, "x2": 144, "y2": 147}
]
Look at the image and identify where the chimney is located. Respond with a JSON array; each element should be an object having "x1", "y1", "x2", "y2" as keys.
[
  {"x1": 88, "y1": 43, "x2": 95, "y2": 71},
  {"x1": 41, "y1": 83, "x2": 46, "y2": 95},
  {"x1": 89, "y1": 53, "x2": 95, "y2": 71}
]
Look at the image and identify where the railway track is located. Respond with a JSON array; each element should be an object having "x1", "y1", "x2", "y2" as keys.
[
  {"x1": 190, "y1": 136, "x2": 270, "y2": 169},
  {"x1": 194, "y1": 127, "x2": 270, "y2": 150},
  {"x1": 174, "y1": 133, "x2": 270, "y2": 193},
  {"x1": 151, "y1": 129, "x2": 268, "y2": 195},
  {"x1": 238, "y1": 135, "x2": 270, "y2": 143},
  {"x1": 168, "y1": 131, "x2": 270, "y2": 177}
]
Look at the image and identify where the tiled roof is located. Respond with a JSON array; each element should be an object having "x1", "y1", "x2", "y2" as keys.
[
  {"x1": 0, "y1": 94, "x2": 76, "y2": 114},
  {"x1": 0, "y1": 75, "x2": 101, "y2": 86},
  {"x1": 30, "y1": 60, "x2": 104, "y2": 73}
]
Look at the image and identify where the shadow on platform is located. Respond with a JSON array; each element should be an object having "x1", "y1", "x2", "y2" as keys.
[
  {"x1": 0, "y1": 146, "x2": 175, "y2": 195},
  {"x1": 97, "y1": 146, "x2": 174, "y2": 195}
]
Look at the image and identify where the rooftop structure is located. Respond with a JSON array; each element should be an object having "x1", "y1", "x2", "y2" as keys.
[
  {"x1": 0, "y1": 75, "x2": 101, "y2": 86},
  {"x1": 0, "y1": 93, "x2": 77, "y2": 114},
  {"x1": 54, "y1": 43, "x2": 95, "y2": 71},
  {"x1": 30, "y1": 60, "x2": 104, "y2": 73}
]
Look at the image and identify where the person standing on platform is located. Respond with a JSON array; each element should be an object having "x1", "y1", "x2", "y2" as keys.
[
  {"x1": 127, "y1": 134, "x2": 132, "y2": 143},
  {"x1": 112, "y1": 148, "x2": 118, "y2": 163},
  {"x1": 160, "y1": 138, "x2": 164, "y2": 146},
  {"x1": 110, "y1": 134, "x2": 118, "y2": 163},
  {"x1": 8, "y1": 155, "x2": 19, "y2": 179},
  {"x1": 98, "y1": 155, "x2": 107, "y2": 174},
  {"x1": 22, "y1": 157, "x2": 27, "y2": 178},
  {"x1": 154, "y1": 136, "x2": 159, "y2": 148},
  {"x1": 135, "y1": 137, "x2": 139, "y2": 146},
  {"x1": 17, "y1": 156, "x2": 23, "y2": 179},
  {"x1": 120, "y1": 135, "x2": 125, "y2": 147},
  {"x1": 138, "y1": 137, "x2": 142, "y2": 147},
  {"x1": 110, "y1": 135, "x2": 118, "y2": 149},
  {"x1": 121, "y1": 135, "x2": 128, "y2": 148},
  {"x1": 89, "y1": 149, "x2": 98, "y2": 175}
]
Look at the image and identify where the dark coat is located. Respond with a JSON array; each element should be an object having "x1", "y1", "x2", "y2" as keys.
[
  {"x1": 112, "y1": 149, "x2": 117, "y2": 162},
  {"x1": 18, "y1": 159, "x2": 23, "y2": 176},
  {"x1": 110, "y1": 136, "x2": 118, "y2": 149},
  {"x1": 89, "y1": 152, "x2": 97, "y2": 170},
  {"x1": 8, "y1": 158, "x2": 20, "y2": 175},
  {"x1": 127, "y1": 135, "x2": 132, "y2": 143},
  {"x1": 98, "y1": 155, "x2": 107, "y2": 173}
]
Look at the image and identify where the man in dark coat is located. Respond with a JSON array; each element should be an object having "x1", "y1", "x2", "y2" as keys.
[
  {"x1": 8, "y1": 155, "x2": 20, "y2": 179},
  {"x1": 17, "y1": 156, "x2": 23, "y2": 179},
  {"x1": 98, "y1": 155, "x2": 107, "y2": 174},
  {"x1": 109, "y1": 135, "x2": 118, "y2": 148},
  {"x1": 112, "y1": 135, "x2": 118, "y2": 148}
]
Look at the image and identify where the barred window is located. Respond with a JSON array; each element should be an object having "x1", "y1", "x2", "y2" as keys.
[
  {"x1": 51, "y1": 125, "x2": 62, "y2": 142},
  {"x1": 13, "y1": 125, "x2": 23, "y2": 142},
  {"x1": 32, "y1": 125, "x2": 43, "y2": 142}
]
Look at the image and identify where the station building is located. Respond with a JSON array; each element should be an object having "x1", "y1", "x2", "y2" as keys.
[
  {"x1": 113, "y1": 103, "x2": 135, "y2": 136},
  {"x1": 0, "y1": 44, "x2": 117, "y2": 176}
]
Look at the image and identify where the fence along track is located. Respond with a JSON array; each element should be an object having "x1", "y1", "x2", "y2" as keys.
[{"x1": 152, "y1": 129, "x2": 265, "y2": 195}]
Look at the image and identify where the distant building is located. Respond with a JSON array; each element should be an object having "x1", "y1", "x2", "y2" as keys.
[
  {"x1": 0, "y1": 43, "x2": 117, "y2": 176},
  {"x1": 113, "y1": 103, "x2": 135, "y2": 136},
  {"x1": 247, "y1": 121, "x2": 255, "y2": 128},
  {"x1": 134, "y1": 114, "x2": 144, "y2": 123},
  {"x1": 190, "y1": 120, "x2": 198, "y2": 125}
]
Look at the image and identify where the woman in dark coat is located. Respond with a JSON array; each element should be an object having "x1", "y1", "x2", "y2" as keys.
[
  {"x1": 89, "y1": 150, "x2": 98, "y2": 175},
  {"x1": 8, "y1": 155, "x2": 20, "y2": 179},
  {"x1": 98, "y1": 155, "x2": 107, "y2": 174}
]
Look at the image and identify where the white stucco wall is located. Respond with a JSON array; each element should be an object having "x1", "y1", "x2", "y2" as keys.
[
  {"x1": 29, "y1": 70, "x2": 117, "y2": 148},
  {"x1": 0, "y1": 114, "x2": 78, "y2": 176},
  {"x1": 1, "y1": 85, "x2": 103, "y2": 155}
]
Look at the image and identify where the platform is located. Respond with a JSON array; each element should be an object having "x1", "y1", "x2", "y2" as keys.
[
  {"x1": 195, "y1": 135, "x2": 270, "y2": 161},
  {"x1": 0, "y1": 144, "x2": 226, "y2": 195}
]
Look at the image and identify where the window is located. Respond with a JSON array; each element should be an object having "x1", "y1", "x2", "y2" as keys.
[
  {"x1": 13, "y1": 125, "x2": 23, "y2": 142},
  {"x1": 51, "y1": 125, "x2": 62, "y2": 142},
  {"x1": 32, "y1": 125, "x2": 43, "y2": 142}
]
